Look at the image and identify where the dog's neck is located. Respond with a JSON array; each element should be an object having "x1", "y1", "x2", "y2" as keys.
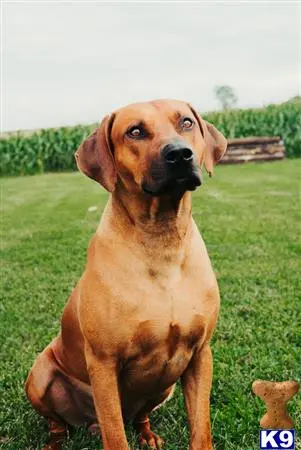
[{"x1": 105, "y1": 185, "x2": 193, "y2": 243}]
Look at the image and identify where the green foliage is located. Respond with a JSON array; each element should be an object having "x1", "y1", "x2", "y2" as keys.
[
  {"x1": 0, "y1": 125, "x2": 94, "y2": 176},
  {"x1": 1, "y1": 100, "x2": 300, "y2": 176}
]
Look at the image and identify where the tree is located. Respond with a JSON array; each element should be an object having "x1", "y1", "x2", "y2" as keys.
[{"x1": 214, "y1": 85, "x2": 238, "y2": 110}]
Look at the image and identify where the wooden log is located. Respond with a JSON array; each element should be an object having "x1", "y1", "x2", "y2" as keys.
[
  {"x1": 225, "y1": 145, "x2": 285, "y2": 156},
  {"x1": 220, "y1": 152, "x2": 284, "y2": 164},
  {"x1": 222, "y1": 151, "x2": 284, "y2": 160},
  {"x1": 221, "y1": 135, "x2": 286, "y2": 164},
  {"x1": 227, "y1": 136, "x2": 281, "y2": 146}
]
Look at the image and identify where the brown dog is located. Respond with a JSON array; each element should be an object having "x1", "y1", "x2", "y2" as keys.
[{"x1": 25, "y1": 99, "x2": 227, "y2": 450}]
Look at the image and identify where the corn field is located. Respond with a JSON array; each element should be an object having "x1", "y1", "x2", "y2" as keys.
[{"x1": 1, "y1": 100, "x2": 300, "y2": 176}]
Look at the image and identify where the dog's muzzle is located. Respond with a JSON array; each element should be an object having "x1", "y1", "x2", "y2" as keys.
[{"x1": 142, "y1": 141, "x2": 202, "y2": 196}]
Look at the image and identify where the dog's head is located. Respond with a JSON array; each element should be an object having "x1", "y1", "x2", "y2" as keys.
[{"x1": 75, "y1": 99, "x2": 227, "y2": 196}]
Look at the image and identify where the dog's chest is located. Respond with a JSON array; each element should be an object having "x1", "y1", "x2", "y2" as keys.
[{"x1": 121, "y1": 302, "x2": 208, "y2": 394}]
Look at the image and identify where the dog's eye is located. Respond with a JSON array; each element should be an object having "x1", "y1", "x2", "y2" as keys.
[
  {"x1": 182, "y1": 118, "x2": 194, "y2": 129},
  {"x1": 127, "y1": 126, "x2": 143, "y2": 138}
]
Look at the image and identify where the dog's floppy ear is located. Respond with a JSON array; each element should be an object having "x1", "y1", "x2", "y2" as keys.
[
  {"x1": 189, "y1": 105, "x2": 227, "y2": 176},
  {"x1": 75, "y1": 113, "x2": 116, "y2": 192}
]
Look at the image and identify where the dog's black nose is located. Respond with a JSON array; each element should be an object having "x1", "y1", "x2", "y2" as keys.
[{"x1": 162, "y1": 143, "x2": 193, "y2": 165}]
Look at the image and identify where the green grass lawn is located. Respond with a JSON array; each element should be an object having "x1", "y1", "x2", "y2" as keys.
[{"x1": 1, "y1": 160, "x2": 300, "y2": 449}]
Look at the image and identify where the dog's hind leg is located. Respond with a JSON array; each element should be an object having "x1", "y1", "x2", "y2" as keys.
[
  {"x1": 25, "y1": 340, "x2": 95, "y2": 448},
  {"x1": 25, "y1": 346, "x2": 69, "y2": 449}
]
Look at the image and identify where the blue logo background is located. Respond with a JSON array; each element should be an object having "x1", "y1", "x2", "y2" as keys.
[{"x1": 259, "y1": 430, "x2": 295, "y2": 450}]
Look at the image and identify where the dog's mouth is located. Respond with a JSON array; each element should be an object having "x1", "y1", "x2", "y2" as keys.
[{"x1": 142, "y1": 171, "x2": 202, "y2": 196}]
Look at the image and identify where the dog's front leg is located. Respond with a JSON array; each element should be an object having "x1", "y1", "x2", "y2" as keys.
[
  {"x1": 85, "y1": 343, "x2": 129, "y2": 450},
  {"x1": 181, "y1": 344, "x2": 213, "y2": 450}
]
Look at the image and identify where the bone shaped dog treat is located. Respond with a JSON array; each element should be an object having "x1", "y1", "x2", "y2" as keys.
[{"x1": 252, "y1": 380, "x2": 299, "y2": 429}]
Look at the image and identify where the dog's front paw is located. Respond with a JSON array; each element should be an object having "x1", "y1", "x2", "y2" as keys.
[{"x1": 138, "y1": 429, "x2": 164, "y2": 449}]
